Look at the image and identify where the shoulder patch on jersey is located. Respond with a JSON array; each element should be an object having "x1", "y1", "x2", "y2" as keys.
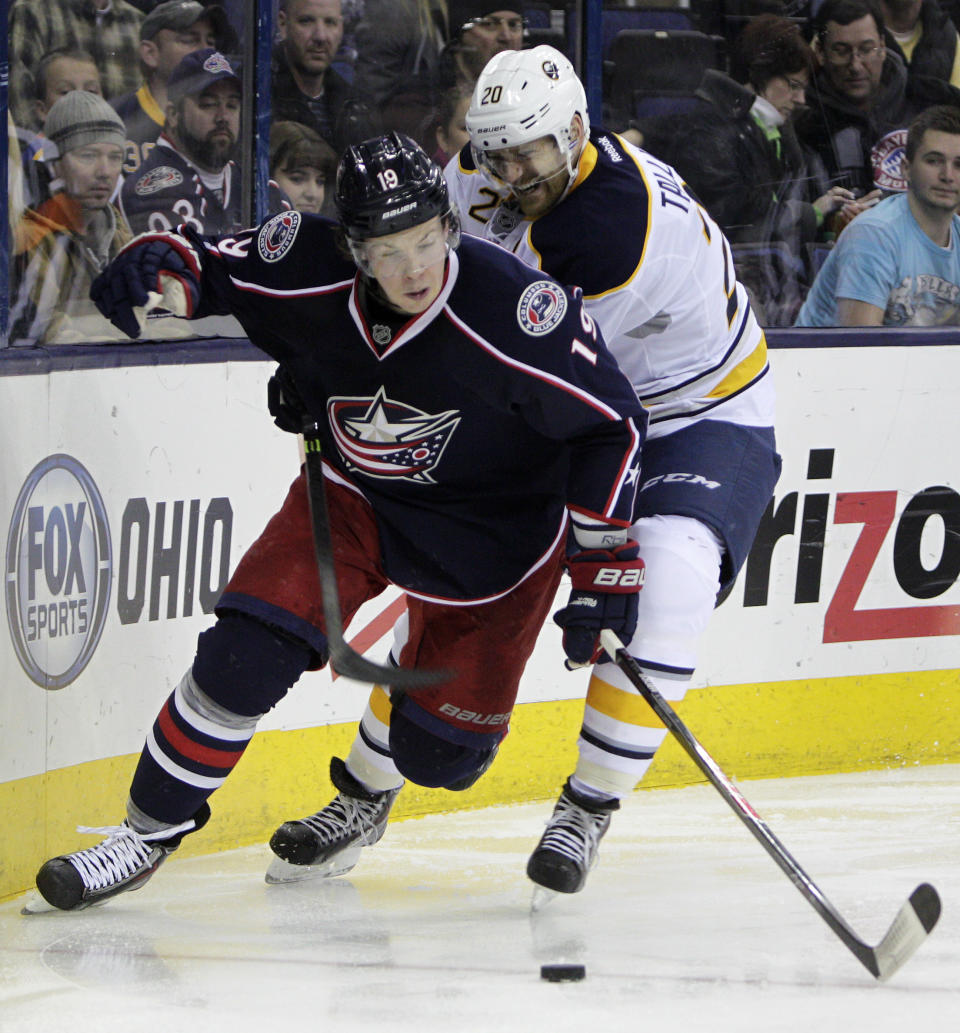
[
  {"x1": 517, "y1": 280, "x2": 567, "y2": 336},
  {"x1": 257, "y1": 210, "x2": 302, "y2": 262},
  {"x1": 135, "y1": 166, "x2": 183, "y2": 195}
]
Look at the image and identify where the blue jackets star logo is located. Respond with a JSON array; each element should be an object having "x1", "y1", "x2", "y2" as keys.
[{"x1": 328, "y1": 387, "x2": 461, "y2": 483}]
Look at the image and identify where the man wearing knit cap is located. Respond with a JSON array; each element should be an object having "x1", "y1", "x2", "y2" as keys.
[
  {"x1": 119, "y1": 47, "x2": 245, "y2": 235},
  {"x1": 111, "y1": 0, "x2": 237, "y2": 176},
  {"x1": 10, "y1": 91, "x2": 133, "y2": 345}
]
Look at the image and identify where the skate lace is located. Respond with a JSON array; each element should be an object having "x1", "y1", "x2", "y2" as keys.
[
  {"x1": 539, "y1": 796, "x2": 608, "y2": 865},
  {"x1": 68, "y1": 819, "x2": 194, "y2": 891},
  {"x1": 300, "y1": 793, "x2": 385, "y2": 847}
]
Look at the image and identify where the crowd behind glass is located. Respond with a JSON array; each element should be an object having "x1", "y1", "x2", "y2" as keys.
[{"x1": 7, "y1": 0, "x2": 960, "y2": 347}]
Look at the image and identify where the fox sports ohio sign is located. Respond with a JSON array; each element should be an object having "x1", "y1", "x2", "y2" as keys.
[{"x1": 5, "y1": 455, "x2": 112, "y2": 689}]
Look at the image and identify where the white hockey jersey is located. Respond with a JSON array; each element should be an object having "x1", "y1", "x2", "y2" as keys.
[{"x1": 446, "y1": 130, "x2": 776, "y2": 438}]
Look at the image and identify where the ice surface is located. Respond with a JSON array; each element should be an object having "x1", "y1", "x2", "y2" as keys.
[{"x1": 1, "y1": 765, "x2": 957, "y2": 1033}]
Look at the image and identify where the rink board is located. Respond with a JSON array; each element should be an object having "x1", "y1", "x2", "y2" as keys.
[{"x1": 1, "y1": 335, "x2": 959, "y2": 898}]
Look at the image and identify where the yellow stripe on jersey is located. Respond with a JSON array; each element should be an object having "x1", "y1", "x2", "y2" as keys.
[
  {"x1": 525, "y1": 142, "x2": 601, "y2": 268},
  {"x1": 586, "y1": 672, "x2": 665, "y2": 729},
  {"x1": 706, "y1": 332, "x2": 768, "y2": 399},
  {"x1": 368, "y1": 684, "x2": 392, "y2": 724},
  {"x1": 137, "y1": 83, "x2": 165, "y2": 128},
  {"x1": 569, "y1": 141, "x2": 599, "y2": 193},
  {"x1": 564, "y1": 137, "x2": 652, "y2": 302}
]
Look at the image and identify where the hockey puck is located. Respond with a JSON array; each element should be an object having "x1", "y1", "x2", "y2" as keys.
[{"x1": 540, "y1": 963, "x2": 586, "y2": 982}]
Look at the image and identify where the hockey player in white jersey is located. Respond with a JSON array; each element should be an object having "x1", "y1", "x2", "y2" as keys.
[{"x1": 442, "y1": 46, "x2": 782, "y2": 896}]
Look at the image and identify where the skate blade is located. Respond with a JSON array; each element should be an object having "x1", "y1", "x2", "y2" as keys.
[
  {"x1": 20, "y1": 892, "x2": 108, "y2": 915},
  {"x1": 21, "y1": 892, "x2": 58, "y2": 915},
  {"x1": 264, "y1": 845, "x2": 362, "y2": 885},
  {"x1": 530, "y1": 886, "x2": 561, "y2": 913}
]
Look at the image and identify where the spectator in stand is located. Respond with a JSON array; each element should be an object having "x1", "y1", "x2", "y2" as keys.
[
  {"x1": 111, "y1": 0, "x2": 237, "y2": 177},
  {"x1": 120, "y1": 48, "x2": 242, "y2": 234},
  {"x1": 436, "y1": 3, "x2": 526, "y2": 93},
  {"x1": 120, "y1": 48, "x2": 290, "y2": 234},
  {"x1": 16, "y1": 48, "x2": 106, "y2": 209},
  {"x1": 32, "y1": 48, "x2": 105, "y2": 129},
  {"x1": 429, "y1": 84, "x2": 472, "y2": 165},
  {"x1": 8, "y1": 0, "x2": 144, "y2": 131},
  {"x1": 641, "y1": 15, "x2": 881, "y2": 324},
  {"x1": 796, "y1": 105, "x2": 960, "y2": 326},
  {"x1": 269, "y1": 120, "x2": 338, "y2": 214},
  {"x1": 881, "y1": 0, "x2": 960, "y2": 87},
  {"x1": 272, "y1": 0, "x2": 376, "y2": 154},
  {"x1": 10, "y1": 92, "x2": 131, "y2": 346},
  {"x1": 796, "y1": 0, "x2": 960, "y2": 197}
]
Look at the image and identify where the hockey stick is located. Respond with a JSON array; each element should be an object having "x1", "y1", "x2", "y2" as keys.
[
  {"x1": 302, "y1": 423, "x2": 450, "y2": 689},
  {"x1": 598, "y1": 629, "x2": 941, "y2": 982}
]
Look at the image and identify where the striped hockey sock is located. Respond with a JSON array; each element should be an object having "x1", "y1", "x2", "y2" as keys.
[{"x1": 129, "y1": 670, "x2": 260, "y2": 825}]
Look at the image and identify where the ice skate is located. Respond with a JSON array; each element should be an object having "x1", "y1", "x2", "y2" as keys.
[
  {"x1": 527, "y1": 780, "x2": 619, "y2": 901},
  {"x1": 266, "y1": 756, "x2": 401, "y2": 884},
  {"x1": 33, "y1": 804, "x2": 210, "y2": 912}
]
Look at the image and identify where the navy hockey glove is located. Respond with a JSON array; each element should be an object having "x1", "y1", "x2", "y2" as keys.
[
  {"x1": 554, "y1": 542, "x2": 645, "y2": 667},
  {"x1": 90, "y1": 232, "x2": 200, "y2": 339},
  {"x1": 267, "y1": 365, "x2": 313, "y2": 434}
]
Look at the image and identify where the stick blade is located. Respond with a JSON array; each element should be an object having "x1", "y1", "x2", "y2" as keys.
[
  {"x1": 328, "y1": 645, "x2": 450, "y2": 690},
  {"x1": 872, "y1": 882, "x2": 942, "y2": 982}
]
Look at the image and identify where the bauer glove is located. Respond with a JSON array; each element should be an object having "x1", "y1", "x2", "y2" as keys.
[
  {"x1": 554, "y1": 541, "x2": 645, "y2": 668},
  {"x1": 267, "y1": 365, "x2": 313, "y2": 434},
  {"x1": 90, "y1": 232, "x2": 200, "y2": 338}
]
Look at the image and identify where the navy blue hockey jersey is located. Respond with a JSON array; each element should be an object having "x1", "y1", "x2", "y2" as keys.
[
  {"x1": 177, "y1": 213, "x2": 647, "y2": 601},
  {"x1": 119, "y1": 136, "x2": 290, "y2": 236}
]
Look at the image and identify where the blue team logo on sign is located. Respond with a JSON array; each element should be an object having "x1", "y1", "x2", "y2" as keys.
[
  {"x1": 5, "y1": 455, "x2": 112, "y2": 689},
  {"x1": 135, "y1": 166, "x2": 184, "y2": 195},
  {"x1": 328, "y1": 387, "x2": 460, "y2": 484},
  {"x1": 258, "y1": 211, "x2": 301, "y2": 263},
  {"x1": 517, "y1": 280, "x2": 567, "y2": 336}
]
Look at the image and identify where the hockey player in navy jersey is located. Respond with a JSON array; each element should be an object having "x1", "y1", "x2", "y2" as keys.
[
  {"x1": 33, "y1": 132, "x2": 648, "y2": 910},
  {"x1": 435, "y1": 46, "x2": 782, "y2": 898}
]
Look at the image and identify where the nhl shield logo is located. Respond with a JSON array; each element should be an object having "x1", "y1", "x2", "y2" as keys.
[
  {"x1": 257, "y1": 211, "x2": 301, "y2": 262},
  {"x1": 517, "y1": 280, "x2": 567, "y2": 336}
]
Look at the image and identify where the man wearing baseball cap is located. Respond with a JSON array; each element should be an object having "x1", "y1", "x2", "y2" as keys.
[
  {"x1": 119, "y1": 48, "x2": 248, "y2": 235},
  {"x1": 11, "y1": 91, "x2": 133, "y2": 345},
  {"x1": 111, "y1": 1, "x2": 237, "y2": 175}
]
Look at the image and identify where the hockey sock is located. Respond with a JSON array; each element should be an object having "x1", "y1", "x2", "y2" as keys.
[
  {"x1": 129, "y1": 669, "x2": 260, "y2": 824},
  {"x1": 345, "y1": 685, "x2": 405, "y2": 793},
  {"x1": 574, "y1": 661, "x2": 689, "y2": 798}
]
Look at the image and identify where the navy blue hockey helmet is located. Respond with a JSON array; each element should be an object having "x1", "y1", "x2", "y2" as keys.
[{"x1": 335, "y1": 132, "x2": 459, "y2": 243}]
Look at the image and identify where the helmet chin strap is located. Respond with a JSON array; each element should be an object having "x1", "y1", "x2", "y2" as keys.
[{"x1": 509, "y1": 160, "x2": 569, "y2": 197}]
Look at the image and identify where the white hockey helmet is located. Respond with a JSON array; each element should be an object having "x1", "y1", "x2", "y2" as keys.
[{"x1": 466, "y1": 45, "x2": 590, "y2": 185}]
